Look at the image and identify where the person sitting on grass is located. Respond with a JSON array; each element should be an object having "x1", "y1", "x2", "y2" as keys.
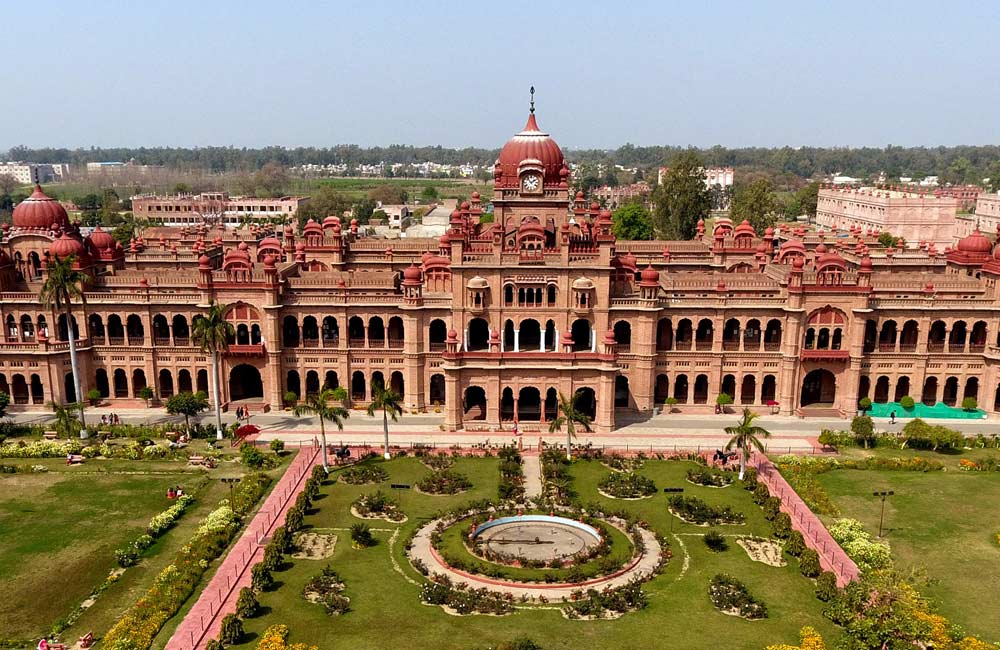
[{"x1": 167, "y1": 487, "x2": 175, "y2": 499}]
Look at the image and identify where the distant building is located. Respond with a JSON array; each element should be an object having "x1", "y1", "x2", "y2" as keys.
[
  {"x1": 657, "y1": 166, "x2": 733, "y2": 190},
  {"x1": 86, "y1": 161, "x2": 164, "y2": 176},
  {"x1": 131, "y1": 192, "x2": 308, "y2": 226},
  {"x1": 816, "y1": 186, "x2": 958, "y2": 248},
  {"x1": 933, "y1": 185, "x2": 981, "y2": 211},
  {"x1": 0, "y1": 162, "x2": 68, "y2": 184},
  {"x1": 592, "y1": 182, "x2": 651, "y2": 210},
  {"x1": 970, "y1": 192, "x2": 1000, "y2": 236}
]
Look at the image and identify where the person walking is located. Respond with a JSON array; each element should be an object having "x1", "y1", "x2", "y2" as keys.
[{"x1": 890, "y1": 411, "x2": 896, "y2": 425}]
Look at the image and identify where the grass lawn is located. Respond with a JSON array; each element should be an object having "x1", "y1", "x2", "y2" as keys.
[
  {"x1": 232, "y1": 455, "x2": 836, "y2": 650},
  {"x1": 813, "y1": 449, "x2": 1000, "y2": 641},
  {"x1": 0, "y1": 459, "x2": 214, "y2": 640}
]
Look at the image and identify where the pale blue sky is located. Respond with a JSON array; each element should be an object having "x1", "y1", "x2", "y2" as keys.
[{"x1": 4, "y1": 0, "x2": 999, "y2": 149}]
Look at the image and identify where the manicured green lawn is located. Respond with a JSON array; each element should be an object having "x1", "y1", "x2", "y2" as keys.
[
  {"x1": 0, "y1": 460, "x2": 212, "y2": 640},
  {"x1": 815, "y1": 458, "x2": 1000, "y2": 641},
  {"x1": 233, "y1": 456, "x2": 836, "y2": 650}
]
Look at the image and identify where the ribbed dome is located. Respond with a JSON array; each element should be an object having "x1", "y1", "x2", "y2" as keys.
[
  {"x1": 734, "y1": 220, "x2": 755, "y2": 237},
  {"x1": 50, "y1": 232, "x2": 87, "y2": 260},
  {"x1": 495, "y1": 112, "x2": 565, "y2": 188},
  {"x1": 13, "y1": 185, "x2": 69, "y2": 230},
  {"x1": 403, "y1": 263, "x2": 423, "y2": 282},
  {"x1": 640, "y1": 265, "x2": 660, "y2": 285},
  {"x1": 87, "y1": 225, "x2": 115, "y2": 251},
  {"x1": 957, "y1": 229, "x2": 992, "y2": 253}
]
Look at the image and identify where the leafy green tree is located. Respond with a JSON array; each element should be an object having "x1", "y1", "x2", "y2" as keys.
[
  {"x1": 651, "y1": 151, "x2": 711, "y2": 239},
  {"x1": 297, "y1": 185, "x2": 353, "y2": 227},
  {"x1": 724, "y1": 408, "x2": 772, "y2": 479},
  {"x1": 352, "y1": 198, "x2": 376, "y2": 224},
  {"x1": 795, "y1": 182, "x2": 820, "y2": 217},
  {"x1": 826, "y1": 570, "x2": 934, "y2": 650},
  {"x1": 367, "y1": 184, "x2": 407, "y2": 205},
  {"x1": 166, "y1": 391, "x2": 209, "y2": 431},
  {"x1": 731, "y1": 177, "x2": 780, "y2": 233},
  {"x1": 420, "y1": 184, "x2": 438, "y2": 201},
  {"x1": 39, "y1": 255, "x2": 89, "y2": 437},
  {"x1": 548, "y1": 391, "x2": 593, "y2": 461},
  {"x1": 0, "y1": 391, "x2": 9, "y2": 418},
  {"x1": 611, "y1": 202, "x2": 654, "y2": 240},
  {"x1": 191, "y1": 302, "x2": 234, "y2": 439},
  {"x1": 367, "y1": 380, "x2": 402, "y2": 460},
  {"x1": 851, "y1": 415, "x2": 875, "y2": 448},
  {"x1": 878, "y1": 231, "x2": 901, "y2": 248},
  {"x1": 49, "y1": 401, "x2": 82, "y2": 439},
  {"x1": 294, "y1": 387, "x2": 349, "y2": 470},
  {"x1": 138, "y1": 385, "x2": 154, "y2": 407}
]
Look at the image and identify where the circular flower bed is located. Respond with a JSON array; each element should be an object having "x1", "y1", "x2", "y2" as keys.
[
  {"x1": 598, "y1": 471, "x2": 657, "y2": 499},
  {"x1": 420, "y1": 453, "x2": 455, "y2": 471},
  {"x1": 417, "y1": 469, "x2": 472, "y2": 495},
  {"x1": 340, "y1": 464, "x2": 388, "y2": 485},
  {"x1": 668, "y1": 495, "x2": 745, "y2": 526},
  {"x1": 686, "y1": 467, "x2": 734, "y2": 488},
  {"x1": 601, "y1": 453, "x2": 645, "y2": 472},
  {"x1": 303, "y1": 565, "x2": 350, "y2": 615},
  {"x1": 351, "y1": 490, "x2": 406, "y2": 522}
]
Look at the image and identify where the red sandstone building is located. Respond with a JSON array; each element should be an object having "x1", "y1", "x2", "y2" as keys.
[{"x1": 3, "y1": 111, "x2": 1000, "y2": 432}]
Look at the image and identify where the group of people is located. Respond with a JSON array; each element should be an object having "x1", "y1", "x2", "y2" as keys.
[
  {"x1": 167, "y1": 433, "x2": 190, "y2": 449},
  {"x1": 166, "y1": 486, "x2": 185, "y2": 499},
  {"x1": 712, "y1": 449, "x2": 737, "y2": 466},
  {"x1": 234, "y1": 405, "x2": 251, "y2": 421},
  {"x1": 100, "y1": 414, "x2": 121, "y2": 425}
]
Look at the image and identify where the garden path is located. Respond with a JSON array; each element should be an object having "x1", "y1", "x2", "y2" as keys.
[
  {"x1": 165, "y1": 444, "x2": 321, "y2": 650},
  {"x1": 522, "y1": 453, "x2": 543, "y2": 499}
]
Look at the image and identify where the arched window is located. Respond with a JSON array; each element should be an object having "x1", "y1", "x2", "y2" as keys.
[
  {"x1": 95, "y1": 369, "x2": 110, "y2": 398},
  {"x1": 468, "y1": 318, "x2": 490, "y2": 351},
  {"x1": 464, "y1": 386, "x2": 486, "y2": 420},
  {"x1": 429, "y1": 374, "x2": 445, "y2": 405},
  {"x1": 283, "y1": 315, "x2": 300, "y2": 347},
  {"x1": 656, "y1": 318, "x2": 673, "y2": 351},
  {"x1": 159, "y1": 369, "x2": 174, "y2": 399},
  {"x1": 368, "y1": 317, "x2": 386, "y2": 347},
  {"x1": 113, "y1": 369, "x2": 128, "y2": 398},
  {"x1": 388, "y1": 317, "x2": 404, "y2": 348},
  {"x1": 322, "y1": 316, "x2": 339, "y2": 346},
  {"x1": 131, "y1": 369, "x2": 147, "y2": 398},
  {"x1": 695, "y1": 319, "x2": 714, "y2": 349},
  {"x1": 571, "y1": 319, "x2": 592, "y2": 352},
  {"x1": 287, "y1": 370, "x2": 301, "y2": 397},
  {"x1": 306, "y1": 370, "x2": 320, "y2": 396},
  {"x1": 88, "y1": 315, "x2": 104, "y2": 343},
  {"x1": 302, "y1": 316, "x2": 319, "y2": 346},
  {"x1": 126, "y1": 315, "x2": 144, "y2": 345},
  {"x1": 613, "y1": 321, "x2": 632, "y2": 353},
  {"x1": 429, "y1": 319, "x2": 447, "y2": 350}
]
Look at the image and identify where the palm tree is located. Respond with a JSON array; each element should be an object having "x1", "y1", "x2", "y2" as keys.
[
  {"x1": 724, "y1": 407, "x2": 772, "y2": 480},
  {"x1": 191, "y1": 302, "x2": 235, "y2": 440},
  {"x1": 367, "y1": 380, "x2": 402, "y2": 460},
  {"x1": 294, "y1": 387, "x2": 349, "y2": 471},
  {"x1": 548, "y1": 391, "x2": 592, "y2": 461},
  {"x1": 48, "y1": 401, "x2": 82, "y2": 439},
  {"x1": 39, "y1": 255, "x2": 89, "y2": 438}
]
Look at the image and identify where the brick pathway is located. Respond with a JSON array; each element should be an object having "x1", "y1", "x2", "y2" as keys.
[
  {"x1": 752, "y1": 456, "x2": 860, "y2": 587},
  {"x1": 521, "y1": 453, "x2": 543, "y2": 499},
  {"x1": 166, "y1": 443, "x2": 321, "y2": 650}
]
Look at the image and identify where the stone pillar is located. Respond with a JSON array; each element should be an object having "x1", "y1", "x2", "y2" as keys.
[
  {"x1": 513, "y1": 329, "x2": 520, "y2": 352},
  {"x1": 444, "y1": 372, "x2": 461, "y2": 430},
  {"x1": 554, "y1": 329, "x2": 559, "y2": 351},
  {"x1": 513, "y1": 397, "x2": 519, "y2": 423},
  {"x1": 590, "y1": 329, "x2": 596, "y2": 352},
  {"x1": 463, "y1": 328, "x2": 469, "y2": 352},
  {"x1": 540, "y1": 328, "x2": 546, "y2": 352}
]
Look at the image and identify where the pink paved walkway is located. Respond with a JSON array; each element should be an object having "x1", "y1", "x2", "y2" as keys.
[
  {"x1": 753, "y1": 456, "x2": 860, "y2": 587},
  {"x1": 166, "y1": 443, "x2": 321, "y2": 650}
]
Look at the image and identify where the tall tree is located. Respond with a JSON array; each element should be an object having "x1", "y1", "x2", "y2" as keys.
[
  {"x1": 724, "y1": 407, "x2": 772, "y2": 479},
  {"x1": 165, "y1": 391, "x2": 209, "y2": 432},
  {"x1": 611, "y1": 202, "x2": 654, "y2": 240},
  {"x1": 784, "y1": 181, "x2": 820, "y2": 219},
  {"x1": 651, "y1": 151, "x2": 711, "y2": 239},
  {"x1": 731, "y1": 177, "x2": 780, "y2": 233},
  {"x1": 548, "y1": 391, "x2": 592, "y2": 461},
  {"x1": 294, "y1": 387, "x2": 349, "y2": 471},
  {"x1": 48, "y1": 401, "x2": 82, "y2": 439},
  {"x1": 39, "y1": 256, "x2": 89, "y2": 437},
  {"x1": 367, "y1": 380, "x2": 402, "y2": 460},
  {"x1": 191, "y1": 302, "x2": 235, "y2": 440}
]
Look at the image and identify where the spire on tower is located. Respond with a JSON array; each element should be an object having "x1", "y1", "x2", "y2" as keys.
[{"x1": 529, "y1": 86, "x2": 535, "y2": 114}]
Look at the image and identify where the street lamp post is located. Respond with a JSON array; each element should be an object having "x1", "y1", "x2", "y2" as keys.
[
  {"x1": 873, "y1": 490, "x2": 894, "y2": 538},
  {"x1": 223, "y1": 477, "x2": 241, "y2": 506}
]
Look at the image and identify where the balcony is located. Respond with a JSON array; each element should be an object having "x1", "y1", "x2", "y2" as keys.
[
  {"x1": 763, "y1": 341, "x2": 781, "y2": 352},
  {"x1": 429, "y1": 341, "x2": 446, "y2": 352},
  {"x1": 927, "y1": 342, "x2": 945, "y2": 352},
  {"x1": 388, "y1": 338, "x2": 404, "y2": 349},
  {"x1": 302, "y1": 338, "x2": 320, "y2": 348},
  {"x1": 695, "y1": 341, "x2": 713, "y2": 351},
  {"x1": 722, "y1": 341, "x2": 740, "y2": 351},
  {"x1": 800, "y1": 348, "x2": 849, "y2": 361},
  {"x1": 227, "y1": 343, "x2": 266, "y2": 356},
  {"x1": 899, "y1": 343, "x2": 917, "y2": 352}
]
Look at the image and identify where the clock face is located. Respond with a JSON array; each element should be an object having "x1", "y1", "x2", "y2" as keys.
[{"x1": 522, "y1": 174, "x2": 540, "y2": 192}]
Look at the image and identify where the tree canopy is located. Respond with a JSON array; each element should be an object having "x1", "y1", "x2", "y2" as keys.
[
  {"x1": 731, "y1": 177, "x2": 780, "y2": 233},
  {"x1": 651, "y1": 151, "x2": 711, "y2": 239},
  {"x1": 611, "y1": 202, "x2": 654, "y2": 240}
]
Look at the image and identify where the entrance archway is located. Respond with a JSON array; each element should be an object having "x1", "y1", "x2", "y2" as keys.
[
  {"x1": 574, "y1": 387, "x2": 596, "y2": 419},
  {"x1": 229, "y1": 364, "x2": 264, "y2": 401},
  {"x1": 801, "y1": 369, "x2": 836, "y2": 407},
  {"x1": 464, "y1": 386, "x2": 487, "y2": 420}
]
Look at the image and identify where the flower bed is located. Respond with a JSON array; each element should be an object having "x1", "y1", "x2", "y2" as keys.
[
  {"x1": 416, "y1": 469, "x2": 472, "y2": 495},
  {"x1": 497, "y1": 446, "x2": 524, "y2": 501},
  {"x1": 116, "y1": 494, "x2": 197, "y2": 567},
  {"x1": 303, "y1": 565, "x2": 350, "y2": 615},
  {"x1": 598, "y1": 471, "x2": 657, "y2": 499},
  {"x1": 340, "y1": 464, "x2": 389, "y2": 485},
  {"x1": 686, "y1": 467, "x2": 734, "y2": 488},
  {"x1": 420, "y1": 574, "x2": 514, "y2": 615},
  {"x1": 420, "y1": 453, "x2": 455, "y2": 471},
  {"x1": 352, "y1": 490, "x2": 406, "y2": 522},
  {"x1": 103, "y1": 472, "x2": 272, "y2": 649},
  {"x1": 602, "y1": 453, "x2": 645, "y2": 472},
  {"x1": 668, "y1": 495, "x2": 745, "y2": 526},
  {"x1": 708, "y1": 574, "x2": 768, "y2": 619},
  {"x1": 564, "y1": 579, "x2": 648, "y2": 619},
  {"x1": 828, "y1": 518, "x2": 892, "y2": 572}
]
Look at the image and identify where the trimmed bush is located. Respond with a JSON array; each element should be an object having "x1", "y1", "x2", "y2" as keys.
[
  {"x1": 235, "y1": 587, "x2": 259, "y2": 618},
  {"x1": 762, "y1": 496, "x2": 782, "y2": 521},
  {"x1": 815, "y1": 570, "x2": 839, "y2": 601},
  {"x1": 963, "y1": 396, "x2": 979, "y2": 411},
  {"x1": 799, "y1": 548, "x2": 821, "y2": 578},
  {"x1": 340, "y1": 464, "x2": 388, "y2": 484},
  {"x1": 218, "y1": 614, "x2": 243, "y2": 645},
  {"x1": 752, "y1": 482, "x2": 770, "y2": 505},
  {"x1": 784, "y1": 530, "x2": 805, "y2": 557},
  {"x1": 686, "y1": 467, "x2": 734, "y2": 487},
  {"x1": 417, "y1": 469, "x2": 472, "y2": 494},
  {"x1": 740, "y1": 467, "x2": 758, "y2": 490},
  {"x1": 851, "y1": 416, "x2": 875, "y2": 448},
  {"x1": 771, "y1": 512, "x2": 792, "y2": 539},
  {"x1": 899, "y1": 395, "x2": 915, "y2": 409},
  {"x1": 703, "y1": 530, "x2": 728, "y2": 552},
  {"x1": 251, "y1": 562, "x2": 273, "y2": 592},
  {"x1": 599, "y1": 471, "x2": 657, "y2": 498},
  {"x1": 269, "y1": 439, "x2": 285, "y2": 454}
]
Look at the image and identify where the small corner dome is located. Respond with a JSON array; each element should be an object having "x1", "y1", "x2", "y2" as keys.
[
  {"x1": 572, "y1": 277, "x2": 595, "y2": 290},
  {"x1": 466, "y1": 276, "x2": 489, "y2": 289}
]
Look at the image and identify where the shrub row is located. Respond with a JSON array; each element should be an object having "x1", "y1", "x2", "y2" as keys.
[
  {"x1": 420, "y1": 574, "x2": 514, "y2": 615},
  {"x1": 115, "y1": 494, "x2": 196, "y2": 567},
  {"x1": 340, "y1": 463, "x2": 388, "y2": 485},
  {"x1": 497, "y1": 446, "x2": 525, "y2": 501},
  {"x1": 417, "y1": 469, "x2": 472, "y2": 494},
  {"x1": 828, "y1": 518, "x2": 893, "y2": 572},
  {"x1": 599, "y1": 471, "x2": 657, "y2": 498},
  {"x1": 668, "y1": 495, "x2": 745, "y2": 525},
  {"x1": 686, "y1": 467, "x2": 734, "y2": 487},
  {"x1": 564, "y1": 579, "x2": 648, "y2": 619}
]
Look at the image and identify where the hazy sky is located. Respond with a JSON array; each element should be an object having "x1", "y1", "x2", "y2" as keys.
[{"x1": 4, "y1": 0, "x2": 1000, "y2": 150}]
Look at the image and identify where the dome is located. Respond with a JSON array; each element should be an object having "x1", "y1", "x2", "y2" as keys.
[
  {"x1": 957, "y1": 229, "x2": 992, "y2": 254},
  {"x1": 263, "y1": 254, "x2": 276, "y2": 268},
  {"x1": 198, "y1": 254, "x2": 211, "y2": 269},
  {"x1": 403, "y1": 263, "x2": 423, "y2": 282},
  {"x1": 860, "y1": 255, "x2": 874, "y2": 272},
  {"x1": 49, "y1": 232, "x2": 87, "y2": 260},
  {"x1": 815, "y1": 250, "x2": 847, "y2": 271},
  {"x1": 734, "y1": 219, "x2": 755, "y2": 237},
  {"x1": 640, "y1": 265, "x2": 660, "y2": 284},
  {"x1": 13, "y1": 185, "x2": 69, "y2": 230},
  {"x1": 259, "y1": 236, "x2": 281, "y2": 249},
  {"x1": 87, "y1": 225, "x2": 115, "y2": 251},
  {"x1": 495, "y1": 112, "x2": 566, "y2": 188},
  {"x1": 466, "y1": 276, "x2": 489, "y2": 289},
  {"x1": 572, "y1": 277, "x2": 595, "y2": 290}
]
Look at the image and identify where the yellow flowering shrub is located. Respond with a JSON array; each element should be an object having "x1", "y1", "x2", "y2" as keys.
[
  {"x1": 765, "y1": 626, "x2": 825, "y2": 650},
  {"x1": 256, "y1": 625, "x2": 317, "y2": 650}
]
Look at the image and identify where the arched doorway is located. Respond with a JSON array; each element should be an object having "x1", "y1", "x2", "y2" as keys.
[
  {"x1": 429, "y1": 374, "x2": 445, "y2": 405},
  {"x1": 614, "y1": 375, "x2": 630, "y2": 408},
  {"x1": 351, "y1": 371, "x2": 366, "y2": 401},
  {"x1": 230, "y1": 364, "x2": 264, "y2": 401},
  {"x1": 464, "y1": 386, "x2": 487, "y2": 420},
  {"x1": 544, "y1": 387, "x2": 558, "y2": 421},
  {"x1": 64, "y1": 372, "x2": 76, "y2": 403},
  {"x1": 501, "y1": 387, "x2": 515, "y2": 421},
  {"x1": 571, "y1": 319, "x2": 592, "y2": 352},
  {"x1": 654, "y1": 374, "x2": 670, "y2": 404},
  {"x1": 800, "y1": 369, "x2": 836, "y2": 407},
  {"x1": 574, "y1": 387, "x2": 596, "y2": 419},
  {"x1": 519, "y1": 387, "x2": 541, "y2": 421},
  {"x1": 468, "y1": 318, "x2": 490, "y2": 351}
]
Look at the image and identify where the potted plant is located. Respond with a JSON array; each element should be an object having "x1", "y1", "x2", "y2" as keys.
[
  {"x1": 858, "y1": 397, "x2": 872, "y2": 416},
  {"x1": 900, "y1": 395, "x2": 915, "y2": 410},
  {"x1": 962, "y1": 397, "x2": 978, "y2": 412},
  {"x1": 138, "y1": 385, "x2": 154, "y2": 407},
  {"x1": 86, "y1": 388, "x2": 102, "y2": 407},
  {"x1": 664, "y1": 396, "x2": 679, "y2": 413},
  {"x1": 716, "y1": 393, "x2": 733, "y2": 414},
  {"x1": 284, "y1": 391, "x2": 299, "y2": 409}
]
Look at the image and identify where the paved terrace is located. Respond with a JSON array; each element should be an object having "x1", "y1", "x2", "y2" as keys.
[{"x1": 12, "y1": 408, "x2": 1000, "y2": 452}]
